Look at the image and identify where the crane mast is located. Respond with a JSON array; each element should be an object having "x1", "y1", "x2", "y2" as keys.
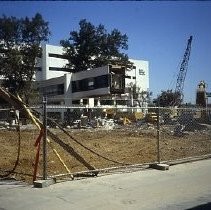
[{"x1": 173, "y1": 36, "x2": 193, "y2": 106}]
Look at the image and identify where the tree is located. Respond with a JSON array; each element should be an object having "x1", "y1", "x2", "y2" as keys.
[
  {"x1": 153, "y1": 90, "x2": 181, "y2": 107},
  {"x1": 0, "y1": 13, "x2": 50, "y2": 103},
  {"x1": 127, "y1": 83, "x2": 152, "y2": 107},
  {"x1": 60, "y1": 19, "x2": 132, "y2": 72}
]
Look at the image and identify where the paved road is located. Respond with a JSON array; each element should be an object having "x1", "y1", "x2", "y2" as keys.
[{"x1": 0, "y1": 159, "x2": 211, "y2": 210}]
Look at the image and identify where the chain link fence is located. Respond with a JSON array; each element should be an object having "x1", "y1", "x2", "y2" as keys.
[
  {"x1": 159, "y1": 107, "x2": 211, "y2": 162},
  {"x1": 0, "y1": 107, "x2": 41, "y2": 182},
  {"x1": 0, "y1": 103, "x2": 211, "y2": 183}
]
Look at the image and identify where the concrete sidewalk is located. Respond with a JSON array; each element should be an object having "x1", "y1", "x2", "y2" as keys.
[{"x1": 0, "y1": 159, "x2": 211, "y2": 210}]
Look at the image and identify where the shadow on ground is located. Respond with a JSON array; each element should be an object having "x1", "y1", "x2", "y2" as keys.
[
  {"x1": 0, "y1": 178, "x2": 27, "y2": 186},
  {"x1": 186, "y1": 202, "x2": 211, "y2": 210}
]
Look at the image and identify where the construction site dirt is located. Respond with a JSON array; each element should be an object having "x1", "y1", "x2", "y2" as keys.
[{"x1": 1, "y1": 124, "x2": 211, "y2": 184}]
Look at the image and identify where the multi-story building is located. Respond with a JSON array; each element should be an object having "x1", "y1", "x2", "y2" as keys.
[{"x1": 36, "y1": 44, "x2": 149, "y2": 107}]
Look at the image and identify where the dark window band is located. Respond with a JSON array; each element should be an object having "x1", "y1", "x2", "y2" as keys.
[
  {"x1": 49, "y1": 67, "x2": 72, "y2": 72},
  {"x1": 72, "y1": 75, "x2": 109, "y2": 93},
  {"x1": 35, "y1": 67, "x2": 42, "y2": 71},
  {"x1": 41, "y1": 84, "x2": 64, "y2": 96},
  {"x1": 48, "y1": 53, "x2": 67, "y2": 59}
]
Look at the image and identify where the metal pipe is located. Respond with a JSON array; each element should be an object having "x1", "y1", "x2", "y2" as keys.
[
  {"x1": 49, "y1": 162, "x2": 153, "y2": 178},
  {"x1": 43, "y1": 96, "x2": 47, "y2": 180},
  {"x1": 157, "y1": 107, "x2": 161, "y2": 163}
]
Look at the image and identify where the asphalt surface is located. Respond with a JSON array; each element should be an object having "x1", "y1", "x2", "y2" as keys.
[{"x1": 0, "y1": 159, "x2": 211, "y2": 210}]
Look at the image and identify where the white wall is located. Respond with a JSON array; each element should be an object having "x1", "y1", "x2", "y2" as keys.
[
  {"x1": 136, "y1": 59, "x2": 149, "y2": 91},
  {"x1": 128, "y1": 59, "x2": 149, "y2": 92},
  {"x1": 36, "y1": 44, "x2": 69, "y2": 81},
  {"x1": 72, "y1": 66, "x2": 109, "y2": 81},
  {"x1": 64, "y1": 73, "x2": 73, "y2": 106}
]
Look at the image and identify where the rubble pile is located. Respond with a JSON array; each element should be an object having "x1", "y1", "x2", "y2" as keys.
[{"x1": 177, "y1": 112, "x2": 207, "y2": 132}]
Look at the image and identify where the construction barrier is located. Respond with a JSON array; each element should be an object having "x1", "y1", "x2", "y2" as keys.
[{"x1": 0, "y1": 91, "x2": 211, "y2": 183}]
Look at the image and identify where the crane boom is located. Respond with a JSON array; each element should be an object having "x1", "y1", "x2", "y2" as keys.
[{"x1": 174, "y1": 36, "x2": 193, "y2": 105}]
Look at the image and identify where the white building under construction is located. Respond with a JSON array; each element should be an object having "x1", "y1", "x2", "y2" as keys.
[{"x1": 36, "y1": 44, "x2": 149, "y2": 107}]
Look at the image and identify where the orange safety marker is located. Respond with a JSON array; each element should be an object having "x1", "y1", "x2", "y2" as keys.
[
  {"x1": 34, "y1": 129, "x2": 43, "y2": 147},
  {"x1": 33, "y1": 129, "x2": 43, "y2": 182}
]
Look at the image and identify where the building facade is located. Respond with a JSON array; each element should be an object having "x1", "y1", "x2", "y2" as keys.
[{"x1": 36, "y1": 44, "x2": 149, "y2": 107}]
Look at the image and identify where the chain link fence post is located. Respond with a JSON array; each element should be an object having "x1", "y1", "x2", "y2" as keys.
[
  {"x1": 43, "y1": 96, "x2": 47, "y2": 180},
  {"x1": 157, "y1": 107, "x2": 161, "y2": 163}
]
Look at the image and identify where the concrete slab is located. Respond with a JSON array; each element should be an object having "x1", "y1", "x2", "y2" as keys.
[
  {"x1": 1, "y1": 159, "x2": 211, "y2": 210},
  {"x1": 33, "y1": 179, "x2": 55, "y2": 188},
  {"x1": 150, "y1": 163, "x2": 169, "y2": 170}
]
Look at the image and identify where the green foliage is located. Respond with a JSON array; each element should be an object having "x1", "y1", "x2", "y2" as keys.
[
  {"x1": 60, "y1": 19, "x2": 132, "y2": 72},
  {"x1": 0, "y1": 13, "x2": 50, "y2": 103},
  {"x1": 127, "y1": 83, "x2": 152, "y2": 104},
  {"x1": 154, "y1": 90, "x2": 181, "y2": 107}
]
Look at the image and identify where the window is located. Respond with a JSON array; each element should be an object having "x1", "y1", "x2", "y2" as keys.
[
  {"x1": 72, "y1": 100, "x2": 80, "y2": 105},
  {"x1": 48, "y1": 112, "x2": 61, "y2": 120},
  {"x1": 116, "y1": 100, "x2": 127, "y2": 105},
  {"x1": 72, "y1": 81, "x2": 77, "y2": 93},
  {"x1": 72, "y1": 75, "x2": 109, "y2": 93},
  {"x1": 83, "y1": 99, "x2": 88, "y2": 105},
  {"x1": 100, "y1": 99, "x2": 114, "y2": 105},
  {"x1": 49, "y1": 67, "x2": 68, "y2": 71},
  {"x1": 35, "y1": 67, "x2": 42, "y2": 71},
  {"x1": 49, "y1": 67, "x2": 75, "y2": 73},
  {"x1": 79, "y1": 79, "x2": 87, "y2": 91},
  {"x1": 88, "y1": 78, "x2": 94, "y2": 90},
  {"x1": 57, "y1": 84, "x2": 65, "y2": 95},
  {"x1": 48, "y1": 53, "x2": 67, "y2": 59},
  {"x1": 94, "y1": 75, "x2": 109, "y2": 89},
  {"x1": 41, "y1": 84, "x2": 64, "y2": 96},
  {"x1": 124, "y1": 75, "x2": 131, "y2": 79}
]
